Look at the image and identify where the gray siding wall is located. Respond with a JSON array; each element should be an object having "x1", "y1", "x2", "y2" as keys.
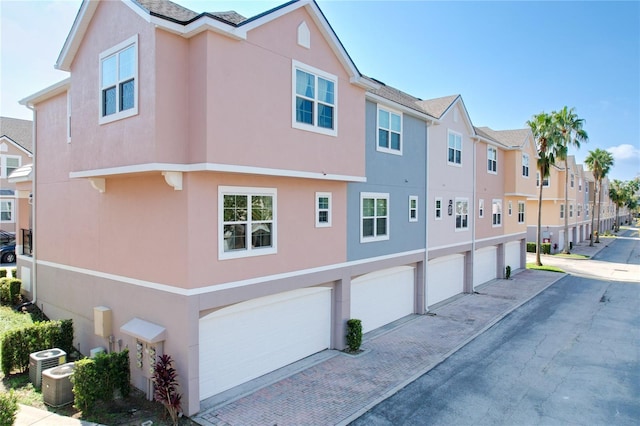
[{"x1": 347, "y1": 100, "x2": 427, "y2": 261}]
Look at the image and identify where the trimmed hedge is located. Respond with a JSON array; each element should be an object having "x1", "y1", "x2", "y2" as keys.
[
  {"x1": 72, "y1": 350, "x2": 130, "y2": 413},
  {"x1": 0, "y1": 277, "x2": 21, "y2": 305},
  {"x1": 346, "y1": 319, "x2": 363, "y2": 352},
  {"x1": 0, "y1": 269, "x2": 6, "y2": 278},
  {"x1": 526, "y1": 242, "x2": 551, "y2": 254},
  {"x1": 0, "y1": 390, "x2": 18, "y2": 426},
  {"x1": 0, "y1": 319, "x2": 74, "y2": 375}
]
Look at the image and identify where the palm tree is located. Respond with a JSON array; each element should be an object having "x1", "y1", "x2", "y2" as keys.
[
  {"x1": 527, "y1": 112, "x2": 560, "y2": 266},
  {"x1": 608, "y1": 180, "x2": 625, "y2": 232},
  {"x1": 584, "y1": 149, "x2": 614, "y2": 245},
  {"x1": 553, "y1": 106, "x2": 588, "y2": 253}
]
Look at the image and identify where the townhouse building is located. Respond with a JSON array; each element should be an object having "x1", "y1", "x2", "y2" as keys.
[{"x1": 0, "y1": 117, "x2": 33, "y2": 235}]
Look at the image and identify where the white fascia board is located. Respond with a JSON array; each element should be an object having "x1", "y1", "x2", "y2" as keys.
[
  {"x1": 0, "y1": 136, "x2": 32, "y2": 157},
  {"x1": 56, "y1": 0, "x2": 99, "y2": 71},
  {"x1": 366, "y1": 93, "x2": 440, "y2": 124},
  {"x1": 20, "y1": 79, "x2": 70, "y2": 107},
  {"x1": 69, "y1": 162, "x2": 366, "y2": 182}
]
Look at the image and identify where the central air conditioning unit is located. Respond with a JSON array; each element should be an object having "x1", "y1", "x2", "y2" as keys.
[
  {"x1": 42, "y1": 362, "x2": 75, "y2": 407},
  {"x1": 29, "y1": 348, "x2": 66, "y2": 388}
]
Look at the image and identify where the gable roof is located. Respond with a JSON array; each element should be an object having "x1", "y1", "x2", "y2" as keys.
[
  {"x1": 416, "y1": 95, "x2": 460, "y2": 119},
  {"x1": 0, "y1": 117, "x2": 33, "y2": 154},
  {"x1": 475, "y1": 126, "x2": 532, "y2": 149},
  {"x1": 56, "y1": 0, "x2": 375, "y2": 89},
  {"x1": 365, "y1": 77, "x2": 438, "y2": 121}
]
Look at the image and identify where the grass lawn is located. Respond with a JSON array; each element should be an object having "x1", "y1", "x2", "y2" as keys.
[
  {"x1": 526, "y1": 263, "x2": 564, "y2": 273},
  {"x1": 553, "y1": 253, "x2": 590, "y2": 259}
]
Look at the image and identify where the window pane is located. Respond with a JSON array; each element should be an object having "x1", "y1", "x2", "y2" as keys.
[
  {"x1": 296, "y1": 69, "x2": 314, "y2": 98},
  {"x1": 224, "y1": 224, "x2": 246, "y2": 251},
  {"x1": 224, "y1": 195, "x2": 247, "y2": 221},
  {"x1": 362, "y1": 218, "x2": 374, "y2": 237},
  {"x1": 252, "y1": 223, "x2": 272, "y2": 248},
  {"x1": 448, "y1": 148, "x2": 455, "y2": 163},
  {"x1": 120, "y1": 79, "x2": 135, "y2": 111},
  {"x1": 455, "y1": 151, "x2": 461, "y2": 164},
  {"x1": 376, "y1": 218, "x2": 387, "y2": 235},
  {"x1": 378, "y1": 110, "x2": 389, "y2": 129},
  {"x1": 390, "y1": 132, "x2": 400, "y2": 150},
  {"x1": 103, "y1": 87, "x2": 116, "y2": 116},
  {"x1": 119, "y1": 45, "x2": 135, "y2": 79},
  {"x1": 318, "y1": 78, "x2": 334, "y2": 104},
  {"x1": 252, "y1": 196, "x2": 273, "y2": 221},
  {"x1": 318, "y1": 104, "x2": 334, "y2": 129},
  {"x1": 318, "y1": 197, "x2": 329, "y2": 209},
  {"x1": 378, "y1": 129, "x2": 389, "y2": 148},
  {"x1": 102, "y1": 55, "x2": 117, "y2": 87},
  {"x1": 318, "y1": 211, "x2": 328, "y2": 223},
  {"x1": 376, "y1": 198, "x2": 387, "y2": 216},
  {"x1": 296, "y1": 98, "x2": 313, "y2": 124},
  {"x1": 391, "y1": 113, "x2": 401, "y2": 132}
]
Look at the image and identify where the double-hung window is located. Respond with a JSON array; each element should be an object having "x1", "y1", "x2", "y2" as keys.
[
  {"x1": 1, "y1": 155, "x2": 20, "y2": 179},
  {"x1": 522, "y1": 154, "x2": 529, "y2": 177},
  {"x1": 570, "y1": 204, "x2": 574, "y2": 218},
  {"x1": 518, "y1": 202, "x2": 525, "y2": 223},
  {"x1": 377, "y1": 107, "x2": 402, "y2": 154},
  {"x1": 508, "y1": 201, "x2": 513, "y2": 216},
  {"x1": 536, "y1": 172, "x2": 549, "y2": 187},
  {"x1": 455, "y1": 198, "x2": 469, "y2": 230},
  {"x1": 492, "y1": 199, "x2": 502, "y2": 226},
  {"x1": 219, "y1": 186, "x2": 276, "y2": 259},
  {"x1": 0, "y1": 201, "x2": 13, "y2": 222},
  {"x1": 361, "y1": 193, "x2": 389, "y2": 242},
  {"x1": 570, "y1": 173, "x2": 575, "y2": 188},
  {"x1": 577, "y1": 203, "x2": 582, "y2": 217},
  {"x1": 560, "y1": 204, "x2": 565, "y2": 219},
  {"x1": 479, "y1": 199, "x2": 484, "y2": 218},
  {"x1": 487, "y1": 146, "x2": 497, "y2": 173},
  {"x1": 293, "y1": 60, "x2": 337, "y2": 136},
  {"x1": 448, "y1": 131, "x2": 462, "y2": 165},
  {"x1": 99, "y1": 35, "x2": 138, "y2": 124},
  {"x1": 434, "y1": 198, "x2": 442, "y2": 220},
  {"x1": 409, "y1": 196, "x2": 418, "y2": 222},
  {"x1": 315, "y1": 192, "x2": 332, "y2": 227}
]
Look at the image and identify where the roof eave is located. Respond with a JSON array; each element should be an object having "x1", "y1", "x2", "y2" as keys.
[{"x1": 20, "y1": 78, "x2": 71, "y2": 107}]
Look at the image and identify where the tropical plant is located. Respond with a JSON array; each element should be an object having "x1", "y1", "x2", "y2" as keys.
[
  {"x1": 584, "y1": 148, "x2": 614, "y2": 245},
  {"x1": 152, "y1": 354, "x2": 182, "y2": 425},
  {"x1": 553, "y1": 106, "x2": 588, "y2": 253},
  {"x1": 527, "y1": 112, "x2": 561, "y2": 266},
  {"x1": 610, "y1": 178, "x2": 640, "y2": 230}
]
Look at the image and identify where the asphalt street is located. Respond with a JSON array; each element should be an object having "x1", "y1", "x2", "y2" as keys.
[{"x1": 351, "y1": 234, "x2": 640, "y2": 426}]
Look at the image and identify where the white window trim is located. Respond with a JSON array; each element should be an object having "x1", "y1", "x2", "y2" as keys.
[
  {"x1": 455, "y1": 197, "x2": 469, "y2": 231},
  {"x1": 99, "y1": 34, "x2": 139, "y2": 125},
  {"x1": 478, "y1": 199, "x2": 484, "y2": 218},
  {"x1": 376, "y1": 105, "x2": 403, "y2": 155},
  {"x1": 492, "y1": 199, "x2": 502, "y2": 227},
  {"x1": 360, "y1": 192, "x2": 390, "y2": 243},
  {"x1": 218, "y1": 186, "x2": 277, "y2": 260},
  {"x1": 1, "y1": 155, "x2": 21, "y2": 179},
  {"x1": 434, "y1": 197, "x2": 442, "y2": 221},
  {"x1": 560, "y1": 204, "x2": 565, "y2": 219},
  {"x1": 487, "y1": 146, "x2": 497, "y2": 174},
  {"x1": 569, "y1": 204, "x2": 574, "y2": 218},
  {"x1": 409, "y1": 195, "x2": 418, "y2": 222},
  {"x1": 536, "y1": 172, "x2": 550, "y2": 187},
  {"x1": 291, "y1": 59, "x2": 338, "y2": 137},
  {"x1": 570, "y1": 173, "x2": 575, "y2": 188},
  {"x1": 508, "y1": 200, "x2": 513, "y2": 216},
  {"x1": 522, "y1": 154, "x2": 530, "y2": 178},
  {"x1": 315, "y1": 192, "x2": 332, "y2": 228},
  {"x1": 0, "y1": 200, "x2": 14, "y2": 223},
  {"x1": 447, "y1": 130, "x2": 463, "y2": 166},
  {"x1": 518, "y1": 201, "x2": 525, "y2": 224},
  {"x1": 67, "y1": 91, "x2": 72, "y2": 143}
]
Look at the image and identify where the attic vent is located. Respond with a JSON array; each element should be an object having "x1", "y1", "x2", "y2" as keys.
[{"x1": 298, "y1": 21, "x2": 310, "y2": 48}]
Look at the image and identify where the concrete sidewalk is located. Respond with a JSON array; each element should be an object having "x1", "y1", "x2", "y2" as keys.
[
  {"x1": 194, "y1": 268, "x2": 566, "y2": 426},
  {"x1": 15, "y1": 404, "x2": 100, "y2": 426}
]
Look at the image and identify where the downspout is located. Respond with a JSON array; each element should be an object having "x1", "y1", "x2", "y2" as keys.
[
  {"x1": 424, "y1": 119, "x2": 431, "y2": 312},
  {"x1": 25, "y1": 104, "x2": 37, "y2": 305},
  {"x1": 471, "y1": 137, "x2": 477, "y2": 293}
]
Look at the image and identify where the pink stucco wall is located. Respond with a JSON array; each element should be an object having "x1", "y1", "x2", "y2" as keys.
[{"x1": 475, "y1": 141, "x2": 506, "y2": 240}]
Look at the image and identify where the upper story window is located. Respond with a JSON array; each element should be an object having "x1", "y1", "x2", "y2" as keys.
[
  {"x1": 518, "y1": 201, "x2": 525, "y2": 223},
  {"x1": 219, "y1": 186, "x2": 277, "y2": 259},
  {"x1": 448, "y1": 131, "x2": 462, "y2": 165},
  {"x1": 577, "y1": 203, "x2": 582, "y2": 217},
  {"x1": 435, "y1": 197, "x2": 442, "y2": 220},
  {"x1": 315, "y1": 192, "x2": 332, "y2": 228},
  {"x1": 99, "y1": 34, "x2": 138, "y2": 124},
  {"x1": 487, "y1": 146, "x2": 497, "y2": 173},
  {"x1": 292, "y1": 60, "x2": 337, "y2": 136},
  {"x1": 508, "y1": 201, "x2": 513, "y2": 216},
  {"x1": 579, "y1": 178, "x2": 582, "y2": 191},
  {"x1": 479, "y1": 199, "x2": 484, "y2": 218},
  {"x1": 536, "y1": 172, "x2": 549, "y2": 187},
  {"x1": 522, "y1": 154, "x2": 530, "y2": 177},
  {"x1": 361, "y1": 193, "x2": 389, "y2": 242},
  {"x1": 377, "y1": 107, "x2": 402, "y2": 154},
  {"x1": 492, "y1": 199, "x2": 502, "y2": 226},
  {"x1": 560, "y1": 204, "x2": 565, "y2": 219},
  {"x1": 455, "y1": 198, "x2": 469, "y2": 230},
  {"x1": 409, "y1": 196, "x2": 418, "y2": 222},
  {"x1": 570, "y1": 173, "x2": 575, "y2": 188},
  {"x1": 0, "y1": 201, "x2": 13, "y2": 222},
  {"x1": 1, "y1": 155, "x2": 20, "y2": 179},
  {"x1": 570, "y1": 204, "x2": 574, "y2": 218}
]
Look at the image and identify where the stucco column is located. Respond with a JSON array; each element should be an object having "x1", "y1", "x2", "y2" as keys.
[
  {"x1": 464, "y1": 250, "x2": 474, "y2": 293},
  {"x1": 520, "y1": 238, "x2": 526, "y2": 270},
  {"x1": 414, "y1": 260, "x2": 426, "y2": 314},
  {"x1": 496, "y1": 243, "x2": 505, "y2": 278},
  {"x1": 185, "y1": 297, "x2": 200, "y2": 417},
  {"x1": 332, "y1": 273, "x2": 351, "y2": 350}
]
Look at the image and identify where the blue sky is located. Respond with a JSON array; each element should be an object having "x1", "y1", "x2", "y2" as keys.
[{"x1": 1, "y1": 0, "x2": 638, "y2": 181}]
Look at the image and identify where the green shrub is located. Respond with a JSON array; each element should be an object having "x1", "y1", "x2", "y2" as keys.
[
  {"x1": 0, "y1": 319, "x2": 73, "y2": 375},
  {"x1": 0, "y1": 390, "x2": 18, "y2": 426},
  {"x1": 0, "y1": 269, "x2": 6, "y2": 279},
  {"x1": 0, "y1": 278, "x2": 20, "y2": 305},
  {"x1": 526, "y1": 242, "x2": 551, "y2": 255},
  {"x1": 505, "y1": 265, "x2": 511, "y2": 279},
  {"x1": 72, "y1": 350, "x2": 130, "y2": 414},
  {"x1": 10, "y1": 268, "x2": 16, "y2": 278},
  {"x1": 346, "y1": 319, "x2": 363, "y2": 352}
]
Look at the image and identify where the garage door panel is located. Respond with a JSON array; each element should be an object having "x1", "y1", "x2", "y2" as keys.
[
  {"x1": 352, "y1": 266, "x2": 414, "y2": 334},
  {"x1": 474, "y1": 246, "x2": 497, "y2": 288},
  {"x1": 428, "y1": 254, "x2": 464, "y2": 306},
  {"x1": 199, "y1": 287, "x2": 331, "y2": 399},
  {"x1": 505, "y1": 241, "x2": 521, "y2": 270}
]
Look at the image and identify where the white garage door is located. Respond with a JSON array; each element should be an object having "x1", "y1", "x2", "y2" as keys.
[
  {"x1": 505, "y1": 241, "x2": 522, "y2": 270},
  {"x1": 427, "y1": 254, "x2": 464, "y2": 307},
  {"x1": 199, "y1": 287, "x2": 332, "y2": 399},
  {"x1": 351, "y1": 266, "x2": 415, "y2": 334},
  {"x1": 474, "y1": 246, "x2": 497, "y2": 288}
]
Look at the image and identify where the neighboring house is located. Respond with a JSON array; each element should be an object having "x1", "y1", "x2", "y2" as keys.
[
  {"x1": 0, "y1": 117, "x2": 33, "y2": 234},
  {"x1": 19, "y1": 0, "x2": 379, "y2": 416}
]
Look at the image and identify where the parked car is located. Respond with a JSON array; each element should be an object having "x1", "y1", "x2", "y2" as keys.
[{"x1": 0, "y1": 242, "x2": 16, "y2": 264}]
